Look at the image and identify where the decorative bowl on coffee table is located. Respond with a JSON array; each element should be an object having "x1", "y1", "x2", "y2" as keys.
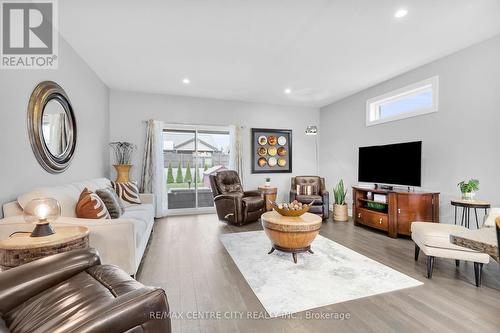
[{"x1": 270, "y1": 200, "x2": 314, "y2": 217}]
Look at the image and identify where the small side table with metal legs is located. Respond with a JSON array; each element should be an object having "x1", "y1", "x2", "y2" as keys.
[{"x1": 451, "y1": 199, "x2": 490, "y2": 229}]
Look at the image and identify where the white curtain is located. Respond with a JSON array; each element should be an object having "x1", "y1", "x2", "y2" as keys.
[
  {"x1": 229, "y1": 125, "x2": 243, "y2": 184},
  {"x1": 140, "y1": 120, "x2": 168, "y2": 217},
  {"x1": 46, "y1": 113, "x2": 68, "y2": 156}
]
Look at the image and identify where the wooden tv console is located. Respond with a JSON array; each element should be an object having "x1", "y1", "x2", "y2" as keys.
[{"x1": 352, "y1": 187, "x2": 439, "y2": 238}]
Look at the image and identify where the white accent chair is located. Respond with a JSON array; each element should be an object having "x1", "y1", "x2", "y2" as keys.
[
  {"x1": 411, "y1": 218, "x2": 496, "y2": 287},
  {"x1": 1, "y1": 178, "x2": 155, "y2": 276}
]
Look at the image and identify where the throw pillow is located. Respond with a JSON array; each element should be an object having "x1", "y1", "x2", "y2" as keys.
[
  {"x1": 96, "y1": 187, "x2": 124, "y2": 219},
  {"x1": 484, "y1": 208, "x2": 500, "y2": 227},
  {"x1": 297, "y1": 184, "x2": 317, "y2": 196},
  {"x1": 76, "y1": 188, "x2": 111, "y2": 219},
  {"x1": 111, "y1": 181, "x2": 142, "y2": 205}
]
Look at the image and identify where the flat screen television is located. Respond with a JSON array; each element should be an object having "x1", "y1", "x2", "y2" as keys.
[{"x1": 358, "y1": 141, "x2": 422, "y2": 187}]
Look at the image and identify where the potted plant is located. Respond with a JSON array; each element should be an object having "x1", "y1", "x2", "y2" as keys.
[
  {"x1": 265, "y1": 177, "x2": 271, "y2": 187},
  {"x1": 458, "y1": 179, "x2": 479, "y2": 200},
  {"x1": 333, "y1": 179, "x2": 348, "y2": 222},
  {"x1": 110, "y1": 142, "x2": 136, "y2": 183}
]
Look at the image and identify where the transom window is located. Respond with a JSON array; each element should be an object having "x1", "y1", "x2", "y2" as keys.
[{"x1": 366, "y1": 76, "x2": 439, "y2": 126}]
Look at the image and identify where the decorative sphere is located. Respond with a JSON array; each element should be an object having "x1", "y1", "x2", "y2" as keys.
[{"x1": 23, "y1": 198, "x2": 61, "y2": 224}]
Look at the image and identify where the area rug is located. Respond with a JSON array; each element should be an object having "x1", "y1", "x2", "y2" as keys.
[{"x1": 220, "y1": 231, "x2": 423, "y2": 317}]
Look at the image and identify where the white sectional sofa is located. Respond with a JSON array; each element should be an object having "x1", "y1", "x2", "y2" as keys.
[{"x1": 0, "y1": 178, "x2": 154, "y2": 276}]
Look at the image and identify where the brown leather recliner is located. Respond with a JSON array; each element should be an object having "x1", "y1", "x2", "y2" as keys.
[
  {"x1": 290, "y1": 176, "x2": 329, "y2": 220},
  {"x1": 0, "y1": 248, "x2": 171, "y2": 333},
  {"x1": 209, "y1": 170, "x2": 265, "y2": 225}
]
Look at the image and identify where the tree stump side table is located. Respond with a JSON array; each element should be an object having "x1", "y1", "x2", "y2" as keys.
[
  {"x1": 0, "y1": 225, "x2": 89, "y2": 270},
  {"x1": 258, "y1": 186, "x2": 278, "y2": 211}
]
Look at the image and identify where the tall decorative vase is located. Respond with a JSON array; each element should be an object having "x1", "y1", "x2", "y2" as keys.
[
  {"x1": 333, "y1": 204, "x2": 349, "y2": 222},
  {"x1": 114, "y1": 164, "x2": 132, "y2": 183}
]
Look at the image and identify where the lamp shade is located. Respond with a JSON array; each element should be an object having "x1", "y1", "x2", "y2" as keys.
[{"x1": 23, "y1": 199, "x2": 61, "y2": 236}]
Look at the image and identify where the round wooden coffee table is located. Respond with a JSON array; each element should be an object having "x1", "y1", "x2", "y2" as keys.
[
  {"x1": 0, "y1": 225, "x2": 89, "y2": 270},
  {"x1": 261, "y1": 211, "x2": 322, "y2": 263}
]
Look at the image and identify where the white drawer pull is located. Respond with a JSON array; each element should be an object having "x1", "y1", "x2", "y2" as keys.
[{"x1": 379, "y1": 218, "x2": 382, "y2": 224}]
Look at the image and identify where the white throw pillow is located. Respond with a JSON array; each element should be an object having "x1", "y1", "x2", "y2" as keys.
[{"x1": 483, "y1": 207, "x2": 500, "y2": 227}]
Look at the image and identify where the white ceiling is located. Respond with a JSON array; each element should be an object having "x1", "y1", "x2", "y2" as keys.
[{"x1": 59, "y1": 0, "x2": 500, "y2": 107}]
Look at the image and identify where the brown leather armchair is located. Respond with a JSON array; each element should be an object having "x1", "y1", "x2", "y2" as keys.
[
  {"x1": 290, "y1": 176, "x2": 329, "y2": 220},
  {"x1": 209, "y1": 170, "x2": 265, "y2": 225},
  {"x1": 0, "y1": 248, "x2": 171, "y2": 333}
]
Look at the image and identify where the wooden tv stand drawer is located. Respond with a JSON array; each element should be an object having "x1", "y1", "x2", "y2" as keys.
[
  {"x1": 352, "y1": 187, "x2": 439, "y2": 238},
  {"x1": 356, "y1": 208, "x2": 388, "y2": 231}
]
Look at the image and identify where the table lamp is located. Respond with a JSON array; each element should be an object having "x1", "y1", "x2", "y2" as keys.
[{"x1": 23, "y1": 198, "x2": 61, "y2": 237}]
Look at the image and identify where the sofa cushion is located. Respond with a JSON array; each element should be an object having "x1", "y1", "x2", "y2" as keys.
[
  {"x1": 86, "y1": 265, "x2": 144, "y2": 297},
  {"x1": 296, "y1": 194, "x2": 322, "y2": 205},
  {"x1": 215, "y1": 170, "x2": 243, "y2": 194},
  {"x1": 111, "y1": 181, "x2": 142, "y2": 205},
  {"x1": 18, "y1": 178, "x2": 111, "y2": 218},
  {"x1": 242, "y1": 196, "x2": 264, "y2": 212},
  {"x1": 308, "y1": 205, "x2": 324, "y2": 214},
  {"x1": 123, "y1": 204, "x2": 154, "y2": 224},
  {"x1": 484, "y1": 207, "x2": 500, "y2": 227},
  {"x1": 411, "y1": 222, "x2": 477, "y2": 252},
  {"x1": 5, "y1": 270, "x2": 116, "y2": 332},
  {"x1": 122, "y1": 204, "x2": 154, "y2": 248},
  {"x1": 294, "y1": 176, "x2": 321, "y2": 190},
  {"x1": 76, "y1": 188, "x2": 111, "y2": 219},
  {"x1": 96, "y1": 188, "x2": 124, "y2": 219}
]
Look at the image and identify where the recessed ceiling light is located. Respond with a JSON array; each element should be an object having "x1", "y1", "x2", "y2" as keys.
[
  {"x1": 284, "y1": 88, "x2": 292, "y2": 94},
  {"x1": 394, "y1": 8, "x2": 408, "y2": 19},
  {"x1": 182, "y1": 78, "x2": 190, "y2": 85}
]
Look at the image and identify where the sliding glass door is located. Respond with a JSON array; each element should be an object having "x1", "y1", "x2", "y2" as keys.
[{"x1": 163, "y1": 125, "x2": 230, "y2": 214}]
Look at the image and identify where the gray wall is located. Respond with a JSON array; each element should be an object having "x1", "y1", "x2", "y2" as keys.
[
  {"x1": 319, "y1": 35, "x2": 500, "y2": 224},
  {"x1": 109, "y1": 90, "x2": 320, "y2": 203},
  {"x1": 0, "y1": 38, "x2": 110, "y2": 217}
]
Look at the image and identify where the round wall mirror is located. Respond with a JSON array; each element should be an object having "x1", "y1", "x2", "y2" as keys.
[{"x1": 28, "y1": 81, "x2": 77, "y2": 173}]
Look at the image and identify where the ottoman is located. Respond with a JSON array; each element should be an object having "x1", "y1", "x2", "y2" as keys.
[{"x1": 411, "y1": 222, "x2": 490, "y2": 287}]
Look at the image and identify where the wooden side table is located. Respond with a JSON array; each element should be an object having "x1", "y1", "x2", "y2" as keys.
[
  {"x1": 258, "y1": 186, "x2": 278, "y2": 211},
  {"x1": 451, "y1": 199, "x2": 490, "y2": 229},
  {"x1": 0, "y1": 225, "x2": 89, "y2": 270}
]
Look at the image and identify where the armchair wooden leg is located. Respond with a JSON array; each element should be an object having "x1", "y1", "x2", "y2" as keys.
[
  {"x1": 474, "y1": 262, "x2": 483, "y2": 287},
  {"x1": 426, "y1": 256, "x2": 434, "y2": 279},
  {"x1": 414, "y1": 244, "x2": 420, "y2": 261}
]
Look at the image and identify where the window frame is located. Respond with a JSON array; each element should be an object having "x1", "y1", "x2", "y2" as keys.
[
  {"x1": 366, "y1": 76, "x2": 439, "y2": 127},
  {"x1": 162, "y1": 123, "x2": 231, "y2": 215}
]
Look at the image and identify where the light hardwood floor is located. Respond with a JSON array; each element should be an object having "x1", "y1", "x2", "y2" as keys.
[{"x1": 138, "y1": 214, "x2": 500, "y2": 333}]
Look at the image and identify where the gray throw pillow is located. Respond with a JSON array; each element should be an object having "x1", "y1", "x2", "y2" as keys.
[{"x1": 96, "y1": 187, "x2": 125, "y2": 219}]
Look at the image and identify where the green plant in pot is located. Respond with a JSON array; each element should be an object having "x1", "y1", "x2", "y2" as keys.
[
  {"x1": 458, "y1": 179, "x2": 479, "y2": 200},
  {"x1": 333, "y1": 179, "x2": 348, "y2": 222}
]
